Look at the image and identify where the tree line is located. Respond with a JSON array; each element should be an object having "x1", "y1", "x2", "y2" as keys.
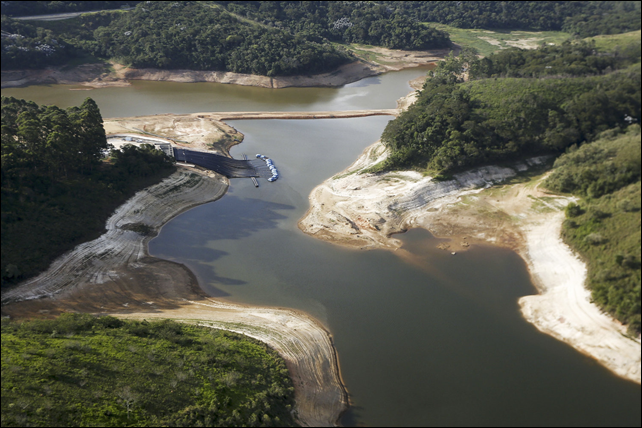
[
  {"x1": 1, "y1": 1, "x2": 451, "y2": 74},
  {"x1": 219, "y1": 1, "x2": 450, "y2": 50},
  {"x1": 388, "y1": 1, "x2": 641, "y2": 36},
  {"x1": 469, "y1": 40, "x2": 641, "y2": 79},
  {"x1": 0, "y1": 1, "x2": 136, "y2": 17},
  {"x1": 376, "y1": 44, "x2": 640, "y2": 174},
  {"x1": 1, "y1": 15, "x2": 79, "y2": 70},
  {"x1": 544, "y1": 127, "x2": 640, "y2": 334},
  {"x1": 1, "y1": 96, "x2": 175, "y2": 286}
]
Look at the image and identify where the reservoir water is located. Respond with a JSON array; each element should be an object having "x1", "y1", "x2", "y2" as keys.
[{"x1": 3, "y1": 69, "x2": 640, "y2": 426}]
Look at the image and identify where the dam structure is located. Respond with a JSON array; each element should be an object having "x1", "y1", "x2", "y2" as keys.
[
  {"x1": 107, "y1": 134, "x2": 273, "y2": 180},
  {"x1": 172, "y1": 147, "x2": 273, "y2": 179}
]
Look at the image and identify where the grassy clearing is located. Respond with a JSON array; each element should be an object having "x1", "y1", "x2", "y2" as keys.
[
  {"x1": 339, "y1": 43, "x2": 415, "y2": 67},
  {"x1": 337, "y1": 43, "x2": 387, "y2": 64},
  {"x1": 1, "y1": 314, "x2": 297, "y2": 427},
  {"x1": 427, "y1": 23, "x2": 572, "y2": 56},
  {"x1": 584, "y1": 30, "x2": 642, "y2": 52}
]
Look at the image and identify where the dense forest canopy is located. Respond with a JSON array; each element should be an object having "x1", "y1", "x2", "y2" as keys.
[
  {"x1": 1, "y1": 0, "x2": 450, "y2": 74},
  {"x1": 218, "y1": 1, "x2": 450, "y2": 50},
  {"x1": 377, "y1": 44, "x2": 641, "y2": 174},
  {"x1": 389, "y1": 1, "x2": 642, "y2": 36},
  {"x1": 92, "y1": 1, "x2": 351, "y2": 75},
  {"x1": 2, "y1": 2, "x2": 641, "y2": 73},
  {"x1": 469, "y1": 40, "x2": 641, "y2": 79},
  {"x1": 0, "y1": 15, "x2": 80, "y2": 69},
  {"x1": 1, "y1": 314, "x2": 297, "y2": 427},
  {"x1": 1, "y1": 96, "x2": 175, "y2": 286},
  {"x1": 544, "y1": 127, "x2": 641, "y2": 334}
]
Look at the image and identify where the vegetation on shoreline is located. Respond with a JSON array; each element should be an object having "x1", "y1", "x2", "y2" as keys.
[
  {"x1": 544, "y1": 127, "x2": 641, "y2": 334},
  {"x1": 1, "y1": 313, "x2": 297, "y2": 427},
  {"x1": 389, "y1": 1, "x2": 641, "y2": 37},
  {"x1": 1, "y1": 96, "x2": 175, "y2": 287},
  {"x1": 218, "y1": 1, "x2": 450, "y2": 51},
  {"x1": 1, "y1": 1, "x2": 450, "y2": 75},
  {"x1": 91, "y1": 2, "x2": 351, "y2": 76},
  {"x1": 374, "y1": 36, "x2": 640, "y2": 334},
  {"x1": 375, "y1": 43, "x2": 640, "y2": 175}
]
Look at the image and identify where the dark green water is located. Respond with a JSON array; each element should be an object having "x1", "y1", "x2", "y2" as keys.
[{"x1": 3, "y1": 69, "x2": 640, "y2": 426}]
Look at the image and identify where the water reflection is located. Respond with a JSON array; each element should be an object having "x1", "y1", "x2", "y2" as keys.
[
  {"x1": 1, "y1": 67, "x2": 431, "y2": 118},
  {"x1": 5, "y1": 69, "x2": 639, "y2": 427},
  {"x1": 151, "y1": 194, "x2": 294, "y2": 295}
]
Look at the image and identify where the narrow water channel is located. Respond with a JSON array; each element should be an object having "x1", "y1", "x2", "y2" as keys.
[{"x1": 3, "y1": 68, "x2": 640, "y2": 426}]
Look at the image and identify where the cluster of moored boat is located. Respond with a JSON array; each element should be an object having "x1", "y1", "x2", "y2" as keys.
[{"x1": 256, "y1": 154, "x2": 279, "y2": 182}]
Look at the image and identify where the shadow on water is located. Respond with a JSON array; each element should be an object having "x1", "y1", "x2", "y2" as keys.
[
  {"x1": 395, "y1": 228, "x2": 538, "y2": 315},
  {"x1": 344, "y1": 75, "x2": 382, "y2": 87},
  {"x1": 150, "y1": 194, "x2": 295, "y2": 295}
]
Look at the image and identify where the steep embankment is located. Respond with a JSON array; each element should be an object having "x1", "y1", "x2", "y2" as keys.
[{"x1": 299, "y1": 93, "x2": 641, "y2": 383}]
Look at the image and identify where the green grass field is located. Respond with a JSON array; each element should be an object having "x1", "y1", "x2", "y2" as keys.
[
  {"x1": 426, "y1": 23, "x2": 572, "y2": 56},
  {"x1": 1, "y1": 314, "x2": 297, "y2": 427},
  {"x1": 583, "y1": 30, "x2": 642, "y2": 52}
]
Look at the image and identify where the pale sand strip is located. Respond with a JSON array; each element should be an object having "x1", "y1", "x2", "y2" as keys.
[
  {"x1": 2, "y1": 44, "x2": 448, "y2": 89},
  {"x1": 117, "y1": 301, "x2": 347, "y2": 427},
  {"x1": 2, "y1": 168, "x2": 347, "y2": 425},
  {"x1": 519, "y1": 214, "x2": 641, "y2": 383}
]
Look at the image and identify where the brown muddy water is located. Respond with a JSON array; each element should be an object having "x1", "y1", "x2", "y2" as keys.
[{"x1": 3, "y1": 68, "x2": 640, "y2": 426}]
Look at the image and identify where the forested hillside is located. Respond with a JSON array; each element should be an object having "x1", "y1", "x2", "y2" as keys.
[
  {"x1": 92, "y1": 1, "x2": 352, "y2": 75},
  {"x1": 1, "y1": 314, "x2": 297, "y2": 427},
  {"x1": 377, "y1": 45, "x2": 641, "y2": 174},
  {"x1": 389, "y1": 1, "x2": 641, "y2": 36},
  {"x1": 469, "y1": 40, "x2": 641, "y2": 79},
  {"x1": 0, "y1": 15, "x2": 80, "y2": 69},
  {"x1": 1, "y1": 0, "x2": 449, "y2": 74},
  {"x1": 219, "y1": 1, "x2": 450, "y2": 50},
  {"x1": 1, "y1": 97, "x2": 175, "y2": 287},
  {"x1": 544, "y1": 127, "x2": 641, "y2": 334}
]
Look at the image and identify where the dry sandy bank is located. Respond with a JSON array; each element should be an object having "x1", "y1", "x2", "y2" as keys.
[
  {"x1": 2, "y1": 115, "x2": 348, "y2": 425},
  {"x1": 102, "y1": 110, "x2": 400, "y2": 157},
  {"x1": 1, "y1": 167, "x2": 347, "y2": 426},
  {"x1": 0, "y1": 60, "x2": 375, "y2": 89},
  {"x1": 1, "y1": 44, "x2": 446, "y2": 89},
  {"x1": 299, "y1": 95, "x2": 641, "y2": 383}
]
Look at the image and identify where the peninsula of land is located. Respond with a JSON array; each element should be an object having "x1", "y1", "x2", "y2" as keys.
[
  {"x1": 0, "y1": 113, "x2": 350, "y2": 426},
  {"x1": 298, "y1": 134, "x2": 641, "y2": 385}
]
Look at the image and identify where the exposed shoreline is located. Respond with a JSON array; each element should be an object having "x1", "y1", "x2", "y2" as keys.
[
  {"x1": 1, "y1": 118, "x2": 349, "y2": 426},
  {"x1": 298, "y1": 97, "x2": 641, "y2": 383},
  {"x1": 1, "y1": 45, "x2": 446, "y2": 90}
]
